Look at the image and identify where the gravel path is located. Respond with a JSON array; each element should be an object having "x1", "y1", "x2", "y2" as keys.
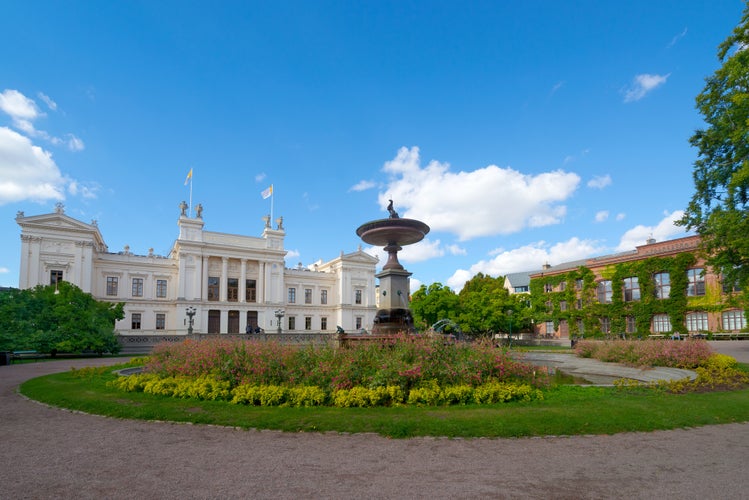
[{"x1": 1, "y1": 344, "x2": 748, "y2": 499}]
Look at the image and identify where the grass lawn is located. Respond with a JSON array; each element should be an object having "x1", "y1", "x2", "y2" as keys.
[{"x1": 20, "y1": 363, "x2": 749, "y2": 439}]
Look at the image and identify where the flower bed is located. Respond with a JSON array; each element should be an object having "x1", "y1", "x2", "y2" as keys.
[
  {"x1": 574, "y1": 339, "x2": 713, "y2": 369},
  {"x1": 108, "y1": 335, "x2": 549, "y2": 407}
]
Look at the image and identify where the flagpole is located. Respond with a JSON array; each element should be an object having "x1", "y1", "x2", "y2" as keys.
[
  {"x1": 270, "y1": 184, "x2": 274, "y2": 223},
  {"x1": 189, "y1": 174, "x2": 193, "y2": 217}
]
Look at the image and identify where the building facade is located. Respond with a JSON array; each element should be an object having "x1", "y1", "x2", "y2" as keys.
[
  {"x1": 16, "y1": 203, "x2": 378, "y2": 337},
  {"x1": 527, "y1": 235, "x2": 746, "y2": 339}
]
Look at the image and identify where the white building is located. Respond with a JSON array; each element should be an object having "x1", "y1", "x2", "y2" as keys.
[{"x1": 16, "y1": 203, "x2": 378, "y2": 337}]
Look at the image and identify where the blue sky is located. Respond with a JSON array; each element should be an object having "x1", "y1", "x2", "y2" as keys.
[{"x1": 1, "y1": 1, "x2": 745, "y2": 291}]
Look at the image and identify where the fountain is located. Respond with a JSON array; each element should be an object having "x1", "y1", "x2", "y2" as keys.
[{"x1": 356, "y1": 200, "x2": 430, "y2": 334}]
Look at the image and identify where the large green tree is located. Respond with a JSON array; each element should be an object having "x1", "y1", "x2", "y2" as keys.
[
  {"x1": 0, "y1": 282, "x2": 124, "y2": 354},
  {"x1": 410, "y1": 282, "x2": 460, "y2": 331},
  {"x1": 680, "y1": 4, "x2": 749, "y2": 290}
]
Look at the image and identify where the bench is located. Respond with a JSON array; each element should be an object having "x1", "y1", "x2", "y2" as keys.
[
  {"x1": 711, "y1": 332, "x2": 749, "y2": 340},
  {"x1": 11, "y1": 350, "x2": 43, "y2": 363}
]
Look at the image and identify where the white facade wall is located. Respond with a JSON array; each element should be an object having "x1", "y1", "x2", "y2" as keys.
[{"x1": 16, "y1": 206, "x2": 378, "y2": 336}]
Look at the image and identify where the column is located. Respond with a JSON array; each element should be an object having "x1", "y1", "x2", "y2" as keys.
[
  {"x1": 240, "y1": 259, "x2": 247, "y2": 302},
  {"x1": 220, "y1": 257, "x2": 228, "y2": 302},
  {"x1": 202, "y1": 256, "x2": 209, "y2": 300}
]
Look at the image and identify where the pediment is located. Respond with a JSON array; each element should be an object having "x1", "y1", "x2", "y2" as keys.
[{"x1": 17, "y1": 212, "x2": 107, "y2": 248}]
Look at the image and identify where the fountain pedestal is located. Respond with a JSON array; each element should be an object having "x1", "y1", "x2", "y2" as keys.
[{"x1": 356, "y1": 203, "x2": 429, "y2": 335}]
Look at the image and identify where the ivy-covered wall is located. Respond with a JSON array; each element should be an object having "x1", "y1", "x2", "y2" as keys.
[{"x1": 529, "y1": 253, "x2": 747, "y2": 338}]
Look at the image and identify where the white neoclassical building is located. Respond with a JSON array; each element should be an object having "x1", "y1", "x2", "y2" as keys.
[{"x1": 16, "y1": 203, "x2": 378, "y2": 338}]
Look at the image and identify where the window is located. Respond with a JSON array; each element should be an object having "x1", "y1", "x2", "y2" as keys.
[
  {"x1": 545, "y1": 321, "x2": 554, "y2": 336},
  {"x1": 597, "y1": 280, "x2": 612, "y2": 303},
  {"x1": 305, "y1": 316, "x2": 312, "y2": 330},
  {"x1": 576, "y1": 279, "x2": 584, "y2": 290},
  {"x1": 514, "y1": 286, "x2": 529, "y2": 293},
  {"x1": 722, "y1": 310, "x2": 746, "y2": 331},
  {"x1": 246, "y1": 279, "x2": 257, "y2": 302},
  {"x1": 544, "y1": 283, "x2": 553, "y2": 293},
  {"x1": 305, "y1": 288, "x2": 312, "y2": 304},
  {"x1": 559, "y1": 300, "x2": 567, "y2": 311},
  {"x1": 356, "y1": 317, "x2": 362, "y2": 330},
  {"x1": 132, "y1": 278, "x2": 144, "y2": 297},
  {"x1": 156, "y1": 313, "x2": 165, "y2": 330},
  {"x1": 577, "y1": 319, "x2": 584, "y2": 335},
  {"x1": 626, "y1": 316, "x2": 636, "y2": 334},
  {"x1": 288, "y1": 316, "x2": 296, "y2": 330},
  {"x1": 722, "y1": 276, "x2": 742, "y2": 293},
  {"x1": 106, "y1": 277, "x2": 118, "y2": 296},
  {"x1": 227, "y1": 278, "x2": 238, "y2": 302},
  {"x1": 208, "y1": 277, "x2": 219, "y2": 301},
  {"x1": 600, "y1": 317, "x2": 610, "y2": 334},
  {"x1": 156, "y1": 279, "x2": 167, "y2": 298},
  {"x1": 131, "y1": 313, "x2": 141, "y2": 330},
  {"x1": 576, "y1": 299, "x2": 583, "y2": 310},
  {"x1": 288, "y1": 287, "x2": 296, "y2": 303},
  {"x1": 654, "y1": 272, "x2": 670, "y2": 299},
  {"x1": 50, "y1": 270, "x2": 63, "y2": 285},
  {"x1": 686, "y1": 312, "x2": 708, "y2": 332},
  {"x1": 320, "y1": 289, "x2": 328, "y2": 305},
  {"x1": 687, "y1": 268, "x2": 706, "y2": 296},
  {"x1": 355, "y1": 289, "x2": 362, "y2": 305},
  {"x1": 623, "y1": 277, "x2": 640, "y2": 302},
  {"x1": 652, "y1": 314, "x2": 672, "y2": 333},
  {"x1": 559, "y1": 281, "x2": 567, "y2": 291},
  {"x1": 545, "y1": 300, "x2": 553, "y2": 313},
  {"x1": 321, "y1": 317, "x2": 328, "y2": 330}
]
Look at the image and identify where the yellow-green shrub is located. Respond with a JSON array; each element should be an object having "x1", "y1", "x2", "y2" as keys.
[
  {"x1": 286, "y1": 386, "x2": 327, "y2": 407},
  {"x1": 473, "y1": 381, "x2": 543, "y2": 404}
]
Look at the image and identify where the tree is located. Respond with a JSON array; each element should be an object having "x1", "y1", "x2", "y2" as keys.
[
  {"x1": 680, "y1": 4, "x2": 749, "y2": 291},
  {"x1": 457, "y1": 273, "x2": 512, "y2": 338},
  {"x1": 410, "y1": 282, "x2": 460, "y2": 331},
  {"x1": 0, "y1": 282, "x2": 124, "y2": 354}
]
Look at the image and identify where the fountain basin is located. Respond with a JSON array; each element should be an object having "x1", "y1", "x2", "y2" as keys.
[{"x1": 356, "y1": 218, "x2": 430, "y2": 246}]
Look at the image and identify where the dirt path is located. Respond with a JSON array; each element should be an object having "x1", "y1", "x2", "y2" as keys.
[{"x1": 1, "y1": 351, "x2": 748, "y2": 499}]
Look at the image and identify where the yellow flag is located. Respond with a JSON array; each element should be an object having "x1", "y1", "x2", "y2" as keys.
[
  {"x1": 261, "y1": 184, "x2": 273, "y2": 199},
  {"x1": 184, "y1": 168, "x2": 193, "y2": 185}
]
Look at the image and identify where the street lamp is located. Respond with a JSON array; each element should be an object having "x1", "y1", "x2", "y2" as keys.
[{"x1": 186, "y1": 306, "x2": 196, "y2": 335}]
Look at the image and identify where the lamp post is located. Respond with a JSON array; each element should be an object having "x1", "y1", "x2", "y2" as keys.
[
  {"x1": 274, "y1": 309, "x2": 285, "y2": 334},
  {"x1": 186, "y1": 306, "x2": 196, "y2": 335}
]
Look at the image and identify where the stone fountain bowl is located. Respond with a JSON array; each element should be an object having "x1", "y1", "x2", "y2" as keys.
[{"x1": 356, "y1": 218, "x2": 430, "y2": 246}]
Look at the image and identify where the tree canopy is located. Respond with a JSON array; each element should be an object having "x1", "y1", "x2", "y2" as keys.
[
  {"x1": 680, "y1": 3, "x2": 749, "y2": 290},
  {"x1": 0, "y1": 282, "x2": 124, "y2": 354},
  {"x1": 410, "y1": 274, "x2": 531, "y2": 338}
]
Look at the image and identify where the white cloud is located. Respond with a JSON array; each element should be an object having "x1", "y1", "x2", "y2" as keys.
[
  {"x1": 615, "y1": 210, "x2": 688, "y2": 251},
  {"x1": 616, "y1": 213, "x2": 626, "y2": 221},
  {"x1": 667, "y1": 28, "x2": 688, "y2": 49},
  {"x1": 38, "y1": 92, "x2": 57, "y2": 111},
  {"x1": 0, "y1": 89, "x2": 84, "y2": 152},
  {"x1": 594, "y1": 210, "x2": 609, "y2": 222},
  {"x1": 0, "y1": 267, "x2": 9, "y2": 274},
  {"x1": 0, "y1": 89, "x2": 40, "y2": 122},
  {"x1": 378, "y1": 146, "x2": 580, "y2": 241},
  {"x1": 255, "y1": 173, "x2": 267, "y2": 183},
  {"x1": 623, "y1": 74, "x2": 670, "y2": 103},
  {"x1": 0, "y1": 127, "x2": 66, "y2": 205},
  {"x1": 409, "y1": 278, "x2": 422, "y2": 294},
  {"x1": 67, "y1": 134, "x2": 85, "y2": 152},
  {"x1": 587, "y1": 174, "x2": 612, "y2": 189},
  {"x1": 350, "y1": 179, "x2": 376, "y2": 192},
  {"x1": 284, "y1": 249, "x2": 301, "y2": 263},
  {"x1": 446, "y1": 237, "x2": 604, "y2": 291}
]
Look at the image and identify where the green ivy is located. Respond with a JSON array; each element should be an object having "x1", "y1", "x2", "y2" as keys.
[{"x1": 529, "y1": 253, "x2": 745, "y2": 338}]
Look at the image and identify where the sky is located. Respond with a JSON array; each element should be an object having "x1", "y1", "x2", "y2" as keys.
[{"x1": 1, "y1": 1, "x2": 746, "y2": 292}]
